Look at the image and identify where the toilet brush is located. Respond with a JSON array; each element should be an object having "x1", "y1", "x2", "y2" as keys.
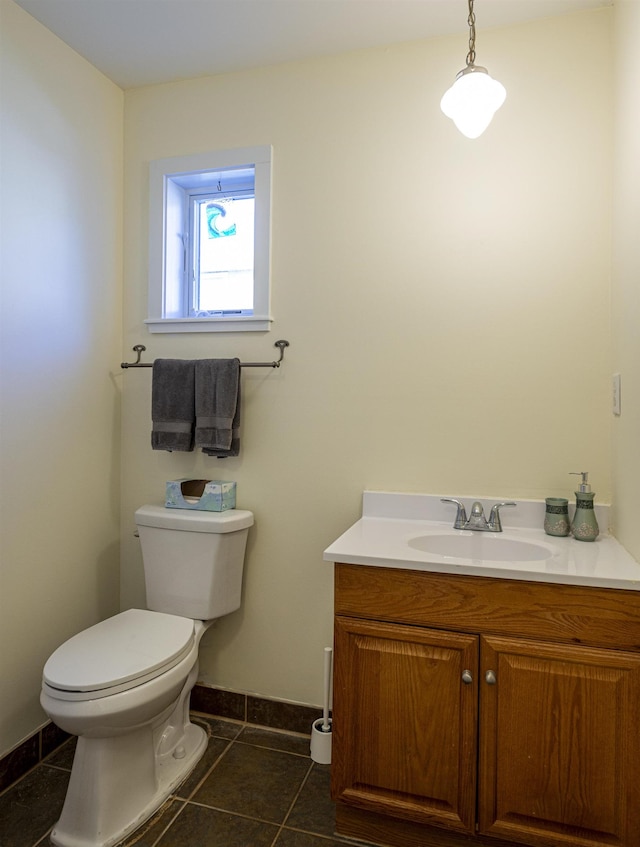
[{"x1": 310, "y1": 647, "x2": 333, "y2": 764}]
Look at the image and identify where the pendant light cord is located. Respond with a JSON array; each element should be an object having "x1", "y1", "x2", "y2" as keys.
[{"x1": 466, "y1": 0, "x2": 476, "y2": 67}]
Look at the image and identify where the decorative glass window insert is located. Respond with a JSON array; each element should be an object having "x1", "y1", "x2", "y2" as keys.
[
  {"x1": 190, "y1": 188, "x2": 254, "y2": 316},
  {"x1": 147, "y1": 146, "x2": 272, "y2": 333}
]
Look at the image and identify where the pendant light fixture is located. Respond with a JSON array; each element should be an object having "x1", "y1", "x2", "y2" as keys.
[{"x1": 440, "y1": 0, "x2": 506, "y2": 139}]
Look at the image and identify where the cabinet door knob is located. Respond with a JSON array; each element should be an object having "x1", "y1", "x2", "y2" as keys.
[
  {"x1": 461, "y1": 670, "x2": 473, "y2": 684},
  {"x1": 485, "y1": 670, "x2": 497, "y2": 685}
]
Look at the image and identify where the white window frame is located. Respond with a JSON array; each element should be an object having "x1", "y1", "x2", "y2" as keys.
[{"x1": 146, "y1": 145, "x2": 272, "y2": 333}]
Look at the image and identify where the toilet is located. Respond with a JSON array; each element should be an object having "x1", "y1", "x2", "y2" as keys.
[{"x1": 40, "y1": 504, "x2": 253, "y2": 847}]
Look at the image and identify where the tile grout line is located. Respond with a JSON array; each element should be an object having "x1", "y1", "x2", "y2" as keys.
[
  {"x1": 170, "y1": 750, "x2": 316, "y2": 844},
  {"x1": 180, "y1": 796, "x2": 287, "y2": 825},
  {"x1": 269, "y1": 759, "x2": 315, "y2": 847},
  {"x1": 178, "y1": 739, "x2": 235, "y2": 802},
  {"x1": 134, "y1": 799, "x2": 188, "y2": 847},
  {"x1": 33, "y1": 827, "x2": 54, "y2": 847}
]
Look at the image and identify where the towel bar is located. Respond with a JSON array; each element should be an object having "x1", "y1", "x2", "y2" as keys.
[{"x1": 121, "y1": 340, "x2": 289, "y2": 369}]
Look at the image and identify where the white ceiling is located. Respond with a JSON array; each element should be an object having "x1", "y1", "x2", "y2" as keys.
[{"x1": 13, "y1": 0, "x2": 611, "y2": 90}]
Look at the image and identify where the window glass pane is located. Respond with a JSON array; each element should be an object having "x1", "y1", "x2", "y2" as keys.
[{"x1": 193, "y1": 196, "x2": 255, "y2": 316}]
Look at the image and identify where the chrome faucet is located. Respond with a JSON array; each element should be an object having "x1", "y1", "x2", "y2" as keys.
[{"x1": 441, "y1": 498, "x2": 516, "y2": 532}]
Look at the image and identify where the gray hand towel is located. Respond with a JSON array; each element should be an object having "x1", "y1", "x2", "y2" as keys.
[
  {"x1": 151, "y1": 359, "x2": 196, "y2": 452},
  {"x1": 195, "y1": 359, "x2": 241, "y2": 457}
]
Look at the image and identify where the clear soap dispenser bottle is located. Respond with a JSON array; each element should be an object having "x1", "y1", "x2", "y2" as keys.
[{"x1": 570, "y1": 472, "x2": 599, "y2": 542}]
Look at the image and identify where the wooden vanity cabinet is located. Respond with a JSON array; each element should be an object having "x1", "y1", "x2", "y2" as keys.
[{"x1": 332, "y1": 563, "x2": 640, "y2": 847}]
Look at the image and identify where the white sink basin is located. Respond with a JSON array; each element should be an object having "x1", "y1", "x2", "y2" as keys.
[{"x1": 408, "y1": 533, "x2": 553, "y2": 562}]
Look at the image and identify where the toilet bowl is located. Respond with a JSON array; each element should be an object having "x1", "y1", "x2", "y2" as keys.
[{"x1": 40, "y1": 505, "x2": 253, "y2": 847}]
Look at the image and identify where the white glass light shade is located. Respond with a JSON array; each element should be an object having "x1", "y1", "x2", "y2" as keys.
[{"x1": 441, "y1": 66, "x2": 506, "y2": 139}]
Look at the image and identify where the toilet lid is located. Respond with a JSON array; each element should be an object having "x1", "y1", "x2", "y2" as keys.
[{"x1": 43, "y1": 609, "x2": 195, "y2": 694}]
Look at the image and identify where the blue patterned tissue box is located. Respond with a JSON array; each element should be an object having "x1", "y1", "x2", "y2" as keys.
[{"x1": 165, "y1": 479, "x2": 237, "y2": 511}]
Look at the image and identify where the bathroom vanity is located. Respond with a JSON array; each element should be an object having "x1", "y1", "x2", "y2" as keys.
[{"x1": 324, "y1": 493, "x2": 640, "y2": 847}]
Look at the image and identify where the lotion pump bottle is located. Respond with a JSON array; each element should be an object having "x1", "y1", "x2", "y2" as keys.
[{"x1": 570, "y1": 472, "x2": 599, "y2": 542}]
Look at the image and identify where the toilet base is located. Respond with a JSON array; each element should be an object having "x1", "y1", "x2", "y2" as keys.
[{"x1": 50, "y1": 721, "x2": 207, "y2": 847}]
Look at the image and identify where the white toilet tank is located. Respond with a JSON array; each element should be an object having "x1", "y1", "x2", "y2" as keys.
[{"x1": 134, "y1": 505, "x2": 254, "y2": 620}]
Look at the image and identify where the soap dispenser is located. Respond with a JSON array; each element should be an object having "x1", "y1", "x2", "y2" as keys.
[{"x1": 570, "y1": 472, "x2": 599, "y2": 542}]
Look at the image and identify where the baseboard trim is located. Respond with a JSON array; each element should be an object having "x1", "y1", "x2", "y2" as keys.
[
  {"x1": 0, "y1": 721, "x2": 70, "y2": 795},
  {"x1": 191, "y1": 684, "x2": 322, "y2": 735}
]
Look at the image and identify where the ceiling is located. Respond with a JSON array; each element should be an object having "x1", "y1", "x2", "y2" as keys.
[{"x1": 13, "y1": 0, "x2": 611, "y2": 90}]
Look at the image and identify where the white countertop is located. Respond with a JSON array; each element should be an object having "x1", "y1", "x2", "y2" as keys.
[{"x1": 323, "y1": 492, "x2": 640, "y2": 591}]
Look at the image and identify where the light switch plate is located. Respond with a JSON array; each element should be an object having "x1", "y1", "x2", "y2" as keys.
[{"x1": 613, "y1": 373, "x2": 621, "y2": 416}]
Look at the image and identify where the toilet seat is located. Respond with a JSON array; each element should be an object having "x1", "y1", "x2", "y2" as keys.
[{"x1": 43, "y1": 609, "x2": 195, "y2": 701}]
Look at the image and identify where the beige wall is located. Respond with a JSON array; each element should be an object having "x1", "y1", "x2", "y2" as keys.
[
  {"x1": 611, "y1": 1, "x2": 640, "y2": 558},
  {"x1": 0, "y1": 1, "x2": 123, "y2": 754},
  {"x1": 122, "y1": 9, "x2": 614, "y2": 709}
]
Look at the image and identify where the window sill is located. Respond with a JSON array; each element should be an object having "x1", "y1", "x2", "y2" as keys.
[{"x1": 145, "y1": 316, "x2": 273, "y2": 334}]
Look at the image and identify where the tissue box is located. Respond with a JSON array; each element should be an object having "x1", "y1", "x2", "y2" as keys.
[{"x1": 165, "y1": 479, "x2": 237, "y2": 512}]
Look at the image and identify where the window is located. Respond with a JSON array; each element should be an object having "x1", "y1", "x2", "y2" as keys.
[{"x1": 147, "y1": 146, "x2": 272, "y2": 333}]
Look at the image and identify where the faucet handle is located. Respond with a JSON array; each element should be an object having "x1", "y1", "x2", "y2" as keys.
[
  {"x1": 488, "y1": 501, "x2": 516, "y2": 532},
  {"x1": 441, "y1": 498, "x2": 468, "y2": 530}
]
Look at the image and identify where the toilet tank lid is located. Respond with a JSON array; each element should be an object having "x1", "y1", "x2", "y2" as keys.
[{"x1": 135, "y1": 504, "x2": 254, "y2": 533}]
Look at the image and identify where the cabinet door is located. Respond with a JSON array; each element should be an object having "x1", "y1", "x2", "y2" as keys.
[
  {"x1": 332, "y1": 616, "x2": 478, "y2": 834},
  {"x1": 479, "y1": 635, "x2": 640, "y2": 847}
]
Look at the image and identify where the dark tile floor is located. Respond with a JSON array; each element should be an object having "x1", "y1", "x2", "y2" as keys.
[{"x1": 0, "y1": 715, "x2": 356, "y2": 847}]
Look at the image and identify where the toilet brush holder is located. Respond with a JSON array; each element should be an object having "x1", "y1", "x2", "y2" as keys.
[
  {"x1": 310, "y1": 718, "x2": 332, "y2": 765},
  {"x1": 310, "y1": 646, "x2": 333, "y2": 764}
]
